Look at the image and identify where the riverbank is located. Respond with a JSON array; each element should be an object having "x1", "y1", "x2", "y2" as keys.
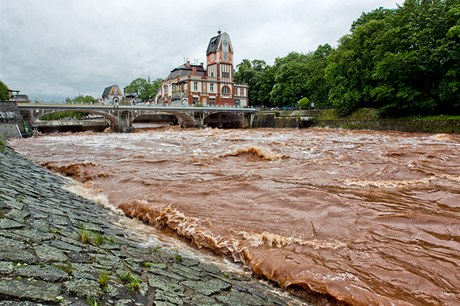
[
  {"x1": 0, "y1": 143, "x2": 307, "y2": 305},
  {"x1": 253, "y1": 108, "x2": 460, "y2": 133}
]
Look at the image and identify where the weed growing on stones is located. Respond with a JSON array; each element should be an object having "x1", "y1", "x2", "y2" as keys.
[
  {"x1": 92, "y1": 232, "x2": 105, "y2": 246},
  {"x1": 78, "y1": 227, "x2": 92, "y2": 244},
  {"x1": 127, "y1": 275, "x2": 141, "y2": 292},
  {"x1": 141, "y1": 262, "x2": 154, "y2": 268},
  {"x1": 55, "y1": 262, "x2": 73, "y2": 274},
  {"x1": 51, "y1": 228, "x2": 63, "y2": 235},
  {"x1": 78, "y1": 225, "x2": 110, "y2": 246},
  {"x1": 87, "y1": 297, "x2": 100, "y2": 306},
  {"x1": 0, "y1": 137, "x2": 5, "y2": 153},
  {"x1": 119, "y1": 270, "x2": 142, "y2": 292},
  {"x1": 98, "y1": 270, "x2": 109, "y2": 290}
]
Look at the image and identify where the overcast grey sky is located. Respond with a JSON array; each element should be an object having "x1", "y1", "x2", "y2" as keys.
[{"x1": 0, "y1": 0, "x2": 402, "y2": 102}]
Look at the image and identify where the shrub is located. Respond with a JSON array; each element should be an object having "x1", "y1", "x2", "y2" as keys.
[{"x1": 297, "y1": 97, "x2": 311, "y2": 110}]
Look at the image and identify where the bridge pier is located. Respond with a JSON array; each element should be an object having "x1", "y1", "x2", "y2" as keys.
[{"x1": 112, "y1": 110, "x2": 134, "y2": 133}]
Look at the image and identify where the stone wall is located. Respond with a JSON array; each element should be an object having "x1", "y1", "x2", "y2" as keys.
[
  {"x1": 0, "y1": 102, "x2": 24, "y2": 138},
  {"x1": 250, "y1": 111, "x2": 460, "y2": 133},
  {"x1": 0, "y1": 102, "x2": 20, "y2": 123},
  {"x1": 314, "y1": 119, "x2": 460, "y2": 133},
  {"x1": 0, "y1": 123, "x2": 21, "y2": 138}
]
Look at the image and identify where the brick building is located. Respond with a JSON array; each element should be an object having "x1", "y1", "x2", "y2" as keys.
[{"x1": 156, "y1": 31, "x2": 249, "y2": 107}]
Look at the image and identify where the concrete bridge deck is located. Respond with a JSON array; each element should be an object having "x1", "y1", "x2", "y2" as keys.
[
  {"x1": 17, "y1": 103, "x2": 257, "y2": 132},
  {"x1": 17, "y1": 103, "x2": 256, "y2": 113}
]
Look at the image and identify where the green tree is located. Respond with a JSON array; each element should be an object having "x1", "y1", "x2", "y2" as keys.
[
  {"x1": 372, "y1": 0, "x2": 460, "y2": 116},
  {"x1": 305, "y1": 44, "x2": 333, "y2": 108},
  {"x1": 270, "y1": 52, "x2": 311, "y2": 107},
  {"x1": 125, "y1": 78, "x2": 148, "y2": 99},
  {"x1": 66, "y1": 95, "x2": 96, "y2": 104},
  {"x1": 234, "y1": 59, "x2": 272, "y2": 106},
  {"x1": 326, "y1": 8, "x2": 394, "y2": 115},
  {"x1": 326, "y1": 1, "x2": 460, "y2": 117},
  {"x1": 125, "y1": 77, "x2": 163, "y2": 102},
  {"x1": 0, "y1": 80, "x2": 9, "y2": 101}
]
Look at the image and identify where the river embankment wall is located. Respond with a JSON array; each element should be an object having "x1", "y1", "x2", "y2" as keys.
[
  {"x1": 251, "y1": 111, "x2": 460, "y2": 133},
  {"x1": 0, "y1": 144, "x2": 306, "y2": 305},
  {"x1": 0, "y1": 102, "x2": 23, "y2": 138}
]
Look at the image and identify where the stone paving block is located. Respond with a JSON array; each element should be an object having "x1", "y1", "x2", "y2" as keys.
[
  {"x1": 0, "y1": 218, "x2": 24, "y2": 229},
  {"x1": 4, "y1": 209, "x2": 29, "y2": 223},
  {"x1": 0, "y1": 247, "x2": 36, "y2": 264},
  {"x1": 147, "y1": 266, "x2": 185, "y2": 282},
  {"x1": 0, "y1": 279, "x2": 61, "y2": 302},
  {"x1": 216, "y1": 289, "x2": 268, "y2": 305},
  {"x1": 15, "y1": 264, "x2": 70, "y2": 282},
  {"x1": 171, "y1": 264, "x2": 203, "y2": 281},
  {"x1": 0, "y1": 301, "x2": 54, "y2": 306},
  {"x1": 33, "y1": 219, "x2": 50, "y2": 232},
  {"x1": 12, "y1": 229, "x2": 55, "y2": 242},
  {"x1": 63, "y1": 278, "x2": 103, "y2": 299},
  {"x1": 182, "y1": 278, "x2": 232, "y2": 296},
  {"x1": 0, "y1": 261, "x2": 14, "y2": 274},
  {"x1": 191, "y1": 295, "x2": 221, "y2": 306},
  {"x1": 154, "y1": 290, "x2": 185, "y2": 305},
  {"x1": 50, "y1": 240, "x2": 85, "y2": 253},
  {"x1": 148, "y1": 275, "x2": 185, "y2": 294}
]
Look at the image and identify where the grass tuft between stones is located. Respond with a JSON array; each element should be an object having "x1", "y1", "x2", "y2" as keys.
[
  {"x1": 98, "y1": 270, "x2": 110, "y2": 290},
  {"x1": 78, "y1": 225, "x2": 113, "y2": 246},
  {"x1": 54, "y1": 262, "x2": 73, "y2": 274},
  {"x1": 119, "y1": 270, "x2": 142, "y2": 292}
]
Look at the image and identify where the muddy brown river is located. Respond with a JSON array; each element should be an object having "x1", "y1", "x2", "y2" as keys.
[{"x1": 10, "y1": 127, "x2": 460, "y2": 305}]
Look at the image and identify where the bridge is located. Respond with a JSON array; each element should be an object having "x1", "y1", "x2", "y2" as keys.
[{"x1": 17, "y1": 103, "x2": 257, "y2": 132}]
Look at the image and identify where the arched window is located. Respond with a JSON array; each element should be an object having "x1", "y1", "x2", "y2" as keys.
[{"x1": 222, "y1": 85, "x2": 230, "y2": 95}]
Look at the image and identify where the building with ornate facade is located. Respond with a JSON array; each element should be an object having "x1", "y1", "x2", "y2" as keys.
[
  {"x1": 102, "y1": 85, "x2": 123, "y2": 104},
  {"x1": 156, "y1": 31, "x2": 249, "y2": 107}
]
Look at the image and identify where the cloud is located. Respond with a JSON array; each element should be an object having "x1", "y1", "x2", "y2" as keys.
[{"x1": 0, "y1": 0, "x2": 402, "y2": 101}]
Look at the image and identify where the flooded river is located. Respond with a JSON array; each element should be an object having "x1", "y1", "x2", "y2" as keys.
[{"x1": 10, "y1": 127, "x2": 460, "y2": 305}]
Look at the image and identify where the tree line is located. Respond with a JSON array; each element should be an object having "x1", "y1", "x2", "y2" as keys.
[{"x1": 235, "y1": 0, "x2": 460, "y2": 117}]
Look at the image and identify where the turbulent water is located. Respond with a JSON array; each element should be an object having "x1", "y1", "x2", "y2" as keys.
[{"x1": 10, "y1": 127, "x2": 460, "y2": 305}]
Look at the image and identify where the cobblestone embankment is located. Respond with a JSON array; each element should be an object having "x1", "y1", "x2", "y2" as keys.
[{"x1": 0, "y1": 145, "x2": 306, "y2": 305}]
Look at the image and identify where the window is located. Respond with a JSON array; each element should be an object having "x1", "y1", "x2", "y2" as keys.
[
  {"x1": 211, "y1": 72, "x2": 214, "y2": 77},
  {"x1": 193, "y1": 82, "x2": 198, "y2": 91},
  {"x1": 209, "y1": 98, "x2": 216, "y2": 106},
  {"x1": 192, "y1": 97, "x2": 198, "y2": 105},
  {"x1": 222, "y1": 85, "x2": 230, "y2": 95},
  {"x1": 222, "y1": 72, "x2": 230, "y2": 79},
  {"x1": 210, "y1": 83, "x2": 214, "y2": 92}
]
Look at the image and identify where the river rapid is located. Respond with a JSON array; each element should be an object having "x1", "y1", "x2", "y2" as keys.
[{"x1": 10, "y1": 127, "x2": 460, "y2": 305}]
